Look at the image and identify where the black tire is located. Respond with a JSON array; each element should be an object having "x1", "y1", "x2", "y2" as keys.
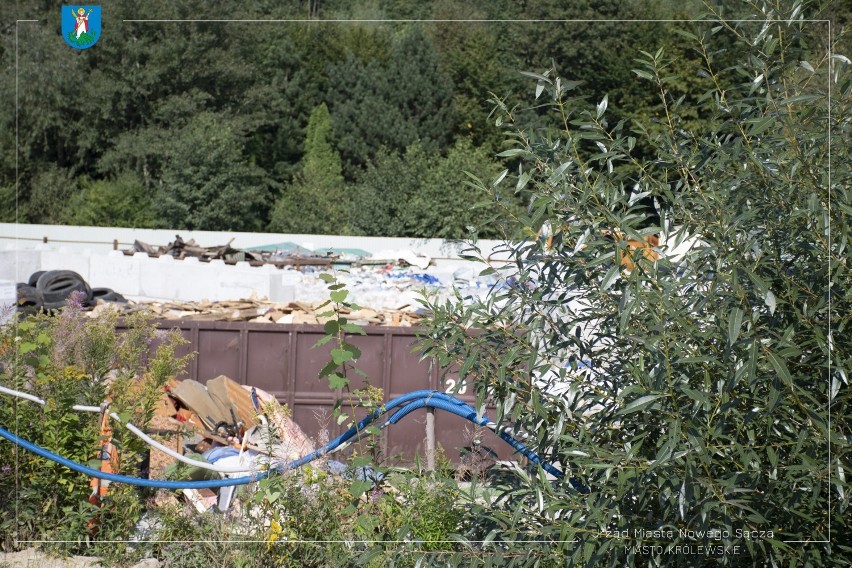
[
  {"x1": 16, "y1": 283, "x2": 44, "y2": 315},
  {"x1": 35, "y1": 270, "x2": 92, "y2": 305},
  {"x1": 27, "y1": 271, "x2": 46, "y2": 287},
  {"x1": 90, "y1": 287, "x2": 127, "y2": 303}
]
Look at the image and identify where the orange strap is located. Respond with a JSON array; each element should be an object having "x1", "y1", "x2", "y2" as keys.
[{"x1": 89, "y1": 403, "x2": 119, "y2": 505}]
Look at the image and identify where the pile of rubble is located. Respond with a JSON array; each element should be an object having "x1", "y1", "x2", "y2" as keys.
[
  {"x1": 14, "y1": 268, "x2": 433, "y2": 326},
  {"x1": 14, "y1": 236, "x2": 501, "y2": 324},
  {"x1": 148, "y1": 374, "x2": 314, "y2": 513},
  {"x1": 89, "y1": 296, "x2": 427, "y2": 326},
  {"x1": 126, "y1": 235, "x2": 432, "y2": 269}
]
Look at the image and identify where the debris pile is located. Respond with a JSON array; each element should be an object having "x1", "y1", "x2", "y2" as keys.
[
  {"x1": 14, "y1": 236, "x2": 501, "y2": 324},
  {"x1": 160, "y1": 374, "x2": 313, "y2": 458},
  {"x1": 126, "y1": 235, "x2": 433, "y2": 269},
  {"x1": 89, "y1": 296, "x2": 427, "y2": 326},
  {"x1": 148, "y1": 374, "x2": 314, "y2": 512}
]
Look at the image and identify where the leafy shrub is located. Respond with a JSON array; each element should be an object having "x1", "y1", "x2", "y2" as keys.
[
  {"x1": 0, "y1": 297, "x2": 191, "y2": 557},
  {"x1": 65, "y1": 172, "x2": 158, "y2": 229},
  {"x1": 421, "y1": 4, "x2": 850, "y2": 566}
]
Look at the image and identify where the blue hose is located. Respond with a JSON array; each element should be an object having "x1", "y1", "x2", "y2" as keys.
[{"x1": 0, "y1": 390, "x2": 587, "y2": 492}]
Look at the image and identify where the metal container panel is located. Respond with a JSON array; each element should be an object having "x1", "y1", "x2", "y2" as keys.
[{"x1": 120, "y1": 320, "x2": 516, "y2": 465}]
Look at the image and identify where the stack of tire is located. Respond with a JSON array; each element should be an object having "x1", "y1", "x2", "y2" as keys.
[{"x1": 16, "y1": 270, "x2": 126, "y2": 315}]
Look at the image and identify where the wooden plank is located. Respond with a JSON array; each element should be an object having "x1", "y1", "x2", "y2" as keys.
[
  {"x1": 170, "y1": 379, "x2": 233, "y2": 430},
  {"x1": 153, "y1": 393, "x2": 178, "y2": 418},
  {"x1": 207, "y1": 375, "x2": 258, "y2": 428}
]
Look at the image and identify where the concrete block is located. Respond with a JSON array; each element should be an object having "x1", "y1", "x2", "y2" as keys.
[
  {"x1": 0, "y1": 250, "x2": 42, "y2": 282},
  {"x1": 89, "y1": 252, "x2": 142, "y2": 296},
  {"x1": 218, "y1": 263, "x2": 272, "y2": 301},
  {"x1": 171, "y1": 259, "x2": 217, "y2": 301},
  {"x1": 171, "y1": 258, "x2": 217, "y2": 301},
  {"x1": 273, "y1": 271, "x2": 298, "y2": 303},
  {"x1": 40, "y1": 249, "x2": 92, "y2": 282},
  {"x1": 139, "y1": 255, "x2": 177, "y2": 299},
  {"x1": 0, "y1": 280, "x2": 15, "y2": 325}
]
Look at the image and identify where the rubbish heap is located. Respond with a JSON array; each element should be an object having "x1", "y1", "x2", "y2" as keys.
[
  {"x1": 149, "y1": 374, "x2": 314, "y2": 513},
  {"x1": 90, "y1": 296, "x2": 428, "y2": 327},
  {"x1": 125, "y1": 235, "x2": 434, "y2": 269}
]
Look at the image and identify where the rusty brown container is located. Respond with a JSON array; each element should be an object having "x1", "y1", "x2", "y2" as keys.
[{"x1": 130, "y1": 320, "x2": 513, "y2": 465}]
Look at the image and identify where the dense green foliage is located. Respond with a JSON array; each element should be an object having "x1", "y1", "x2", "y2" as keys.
[
  {"x1": 0, "y1": 301, "x2": 190, "y2": 557},
  {"x1": 419, "y1": 2, "x2": 851, "y2": 565},
  {"x1": 270, "y1": 103, "x2": 346, "y2": 234},
  {"x1": 8, "y1": 0, "x2": 846, "y2": 237}
]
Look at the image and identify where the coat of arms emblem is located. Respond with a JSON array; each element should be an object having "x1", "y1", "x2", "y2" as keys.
[{"x1": 61, "y1": 6, "x2": 101, "y2": 50}]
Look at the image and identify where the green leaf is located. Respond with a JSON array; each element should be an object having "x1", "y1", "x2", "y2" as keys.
[
  {"x1": 323, "y1": 319, "x2": 340, "y2": 335},
  {"x1": 600, "y1": 264, "x2": 620, "y2": 292},
  {"x1": 496, "y1": 148, "x2": 526, "y2": 158},
  {"x1": 313, "y1": 334, "x2": 334, "y2": 348},
  {"x1": 617, "y1": 394, "x2": 662, "y2": 415},
  {"x1": 728, "y1": 307, "x2": 744, "y2": 345},
  {"x1": 596, "y1": 94, "x2": 608, "y2": 119},
  {"x1": 352, "y1": 455, "x2": 372, "y2": 468},
  {"x1": 632, "y1": 69, "x2": 654, "y2": 81},
  {"x1": 19, "y1": 342, "x2": 37, "y2": 354},
  {"x1": 767, "y1": 351, "x2": 792, "y2": 387},
  {"x1": 318, "y1": 273, "x2": 336, "y2": 283},
  {"x1": 328, "y1": 374, "x2": 349, "y2": 390},
  {"x1": 518, "y1": 70, "x2": 552, "y2": 83},
  {"x1": 342, "y1": 343, "x2": 362, "y2": 360},
  {"x1": 331, "y1": 348, "x2": 353, "y2": 365},
  {"x1": 330, "y1": 289, "x2": 349, "y2": 303},
  {"x1": 355, "y1": 549, "x2": 384, "y2": 566},
  {"x1": 318, "y1": 360, "x2": 338, "y2": 379},
  {"x1": 349, "y1": 479, "x2": 373, "y2": 498},
  {"x1": 746, "y1": 116, "x2": 775, "y2": 137},
  {"x1": 781, "y1": 94, "x2": 820, "y2": 105},
  {"x1": 342, "y1": 323, "x2": 366, "y2": 335}
]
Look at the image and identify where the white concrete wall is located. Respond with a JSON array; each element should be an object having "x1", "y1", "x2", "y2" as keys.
[
  {"x1": 0, "y1": 223, "x2": 509, "y2": 303},
  {"x1": 0, "y1": 280, "x2": 15, "y2": 325},
  {"x1": 0, "y1": 248, "x2": 44, "y2": 283},
  {"x1": 0, "y1": 246, "x2": 297, "y2": 302}
]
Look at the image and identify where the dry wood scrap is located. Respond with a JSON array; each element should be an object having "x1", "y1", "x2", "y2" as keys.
[
  {"x1": 175, "y1": 408, "x2": 206, "y2": 431},
  {"x1": 179, "y1": 312, "x2": 225, "y2": 321},
  {"x1": 131, "y1": 240, "x2": 155, "y2": 254},
  {"x1": 182, "y1": 488, "x2": 217, "y2": 513},
  {"x1": 218, "y1": 300, "x2": 264, "y2": 309},
  {"x1": 178, "y1": 245, "x2": 207, "y2": 258},
  {"x1": 289, "y1": 301, "x2": 316, "y2": 313},
  {"x1": 226, "y1": 307, "x2": 265, "y2": 321},
  {"x1": 210, "y1": 238, "x2": 236, "y2": 259},
  {"x1": 170, "y1": 380, "x2": 234, "y2": 431},
  {"x1": 153, "y1": 392, "x2": 178, "y2": 418},
  {"x1": 206, "y1": 375, "x2": 258, "y2": 429},
  {"x1": 102, "y1": 297, "x2": 422, "y2": 326}
]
